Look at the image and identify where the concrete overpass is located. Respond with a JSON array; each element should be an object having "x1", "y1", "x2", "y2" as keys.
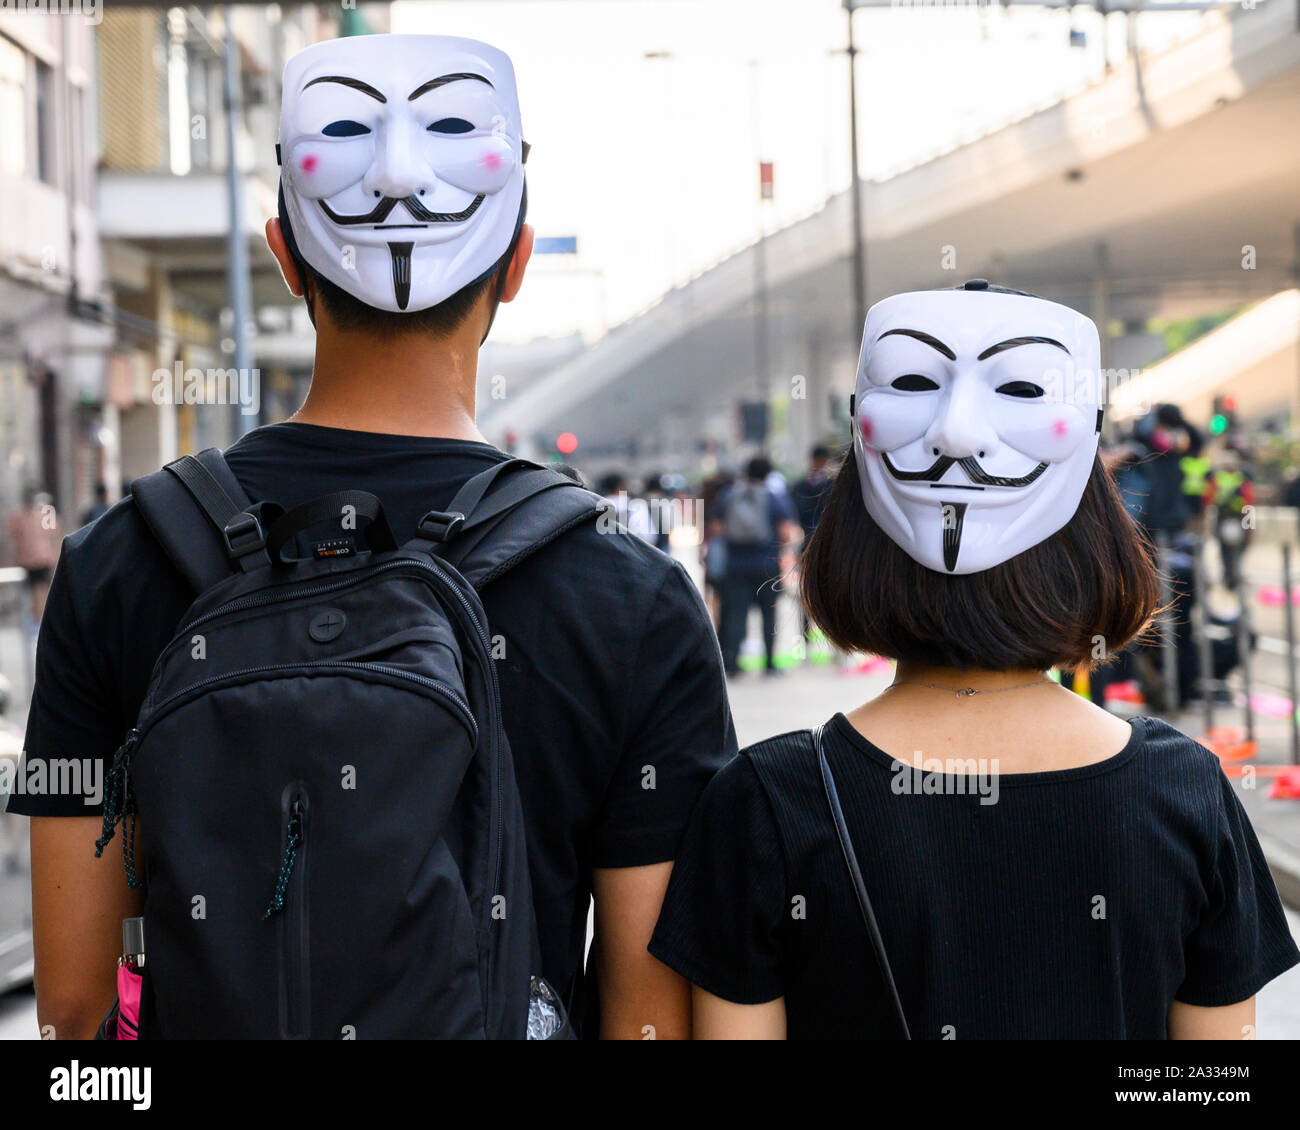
[
  {"x1": 1111, "y1": 288, "x2": 1300, "y2": 426},
  {"x1": 481, "y1": 0, "x2": 1300, "y2": 470}
]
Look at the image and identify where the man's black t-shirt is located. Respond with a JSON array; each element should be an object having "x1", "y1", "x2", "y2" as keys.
[
  {"x1": 650, "y1": 714, "x2": 1299, "y2": 1039},
  {"x1": 12, "y1": 422, "x2": 737, "y2": 1035}
]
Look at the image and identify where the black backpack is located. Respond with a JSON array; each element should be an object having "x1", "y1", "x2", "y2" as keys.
[{"x1": 94, "y1": 449, "x2": 605, "y2": 1039}]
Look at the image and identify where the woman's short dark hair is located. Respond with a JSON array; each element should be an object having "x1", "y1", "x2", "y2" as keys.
[{"x1": 802, "y1": 448, "x2": 1159, "y2": 671}]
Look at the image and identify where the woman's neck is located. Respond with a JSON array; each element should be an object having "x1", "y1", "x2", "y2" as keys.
[
  {"x1": 889, "y1": 662, "x2": 1052, "y2": 693},
  {"x1": 847, "y1": 660, "x2": 1132, "y2": 773}
]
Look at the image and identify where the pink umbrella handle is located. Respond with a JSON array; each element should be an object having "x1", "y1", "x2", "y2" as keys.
[{"x1": 114, "y1": 964, "x2": 142, "y2": 1040}]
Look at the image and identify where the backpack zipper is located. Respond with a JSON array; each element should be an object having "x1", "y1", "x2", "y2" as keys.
[
  {"x1": 264, "y1": 793, "x2": 306, "y2": 919},
  {"x1": 270, "y1": 783, "x2": 310, "y2": 1039}
]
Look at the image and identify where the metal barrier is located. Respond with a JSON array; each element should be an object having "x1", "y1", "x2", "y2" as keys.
[
  {"x1": 1282, "y1": 546, "x2": 1300, "y2": 764},
  {"x1": 1176, "y1": 530, "x2": 1300, "y2": 767}
]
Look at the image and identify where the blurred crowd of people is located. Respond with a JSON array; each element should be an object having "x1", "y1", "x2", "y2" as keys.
[
  {"x1": 592, "y1": 402, "x2": 1282, "y2": 713},
  {"x1": 596, "y1": 447, "x2": 836, "y2": 677},
  {"x1": 1096, "y1": 402, "x2": 1258, "y2": 711}
]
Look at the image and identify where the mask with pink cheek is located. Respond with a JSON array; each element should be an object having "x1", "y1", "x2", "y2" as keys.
[
  {"x1": 852, "y1": 282, "x2": 1103, "y2": 574},
  {"x1": 278, "y1": 34, "x2": 526, "y2": 312}
]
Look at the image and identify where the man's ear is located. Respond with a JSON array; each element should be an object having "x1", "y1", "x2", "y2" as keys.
[
  {"x1": 266, "y1": 217, "x2": 306, "y2": 298},
  {"x1": 499, "y1": 223, "x2": 534, "y2": 304}
]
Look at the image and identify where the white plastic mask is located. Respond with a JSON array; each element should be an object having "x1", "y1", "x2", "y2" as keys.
[
  {"x1": 852, "y1": 285, "x2": 1103, "y2": 574},
  {"x1": 278, "y1": 34, "x2": 525, "y2": 312}
]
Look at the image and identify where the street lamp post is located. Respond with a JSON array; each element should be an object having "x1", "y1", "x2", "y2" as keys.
[
  {"x1": 846, "y1": 2, "x2": 867, "y2": 339},
  {"x1": 840, "y1": 0, "x2": 1237, "y2": 341},
  {"x1": 223, "y1": 5, "x2": 256, "y2": 436}
]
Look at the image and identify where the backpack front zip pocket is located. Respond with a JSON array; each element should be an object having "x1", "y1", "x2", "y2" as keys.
[
  {"x1": 93, "y1": 662, "x2": 477, "y2": 894},
  {"x1": 272, "y1": 782, "x2": 310, "y2": 1040},
  {"x1": 159, "y1": 556, "x2": 509, "y2": 979}
]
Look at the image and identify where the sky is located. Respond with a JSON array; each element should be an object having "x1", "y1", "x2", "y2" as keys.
[{"x1": 392, "y1": 0, "x2": 1212, "y2": 344}]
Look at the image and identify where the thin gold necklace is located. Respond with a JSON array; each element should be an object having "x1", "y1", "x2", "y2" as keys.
[{"x1": 886, "y1": 677, "x2": 1057, "y2": 699}]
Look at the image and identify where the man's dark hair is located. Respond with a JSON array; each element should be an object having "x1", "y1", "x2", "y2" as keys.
[
  {"x1": 746, "y1": 456, "x2": 773, "y2": 481},
  {"x1": 802, "y1": 448, "x2": 1159, "y2": 671},
  {"x1": 810, "y1": 445, "x2": 830, "y2": 462},
  {"x1": 308, "y1": 266, "x2": 497, "y2": 337},
  {"x1": 279, "y1": 178, "x2": 525, "y2": 338}
]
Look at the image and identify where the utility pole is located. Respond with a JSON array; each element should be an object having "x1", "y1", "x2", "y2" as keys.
[
  {"x1": 223, "y1": 5, "x2": 256, "y2": 435},
  {"x1": 846, "y1": 1, "x2": 867, "y2": 338}
]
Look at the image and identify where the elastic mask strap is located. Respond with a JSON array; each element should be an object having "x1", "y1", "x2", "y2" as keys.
[
  {"x1": 479, "y1": 180, "x2": 529, "y2": 346},
  {"x1": 277, "y1": 180, "x2": 318, "y2": 329}
]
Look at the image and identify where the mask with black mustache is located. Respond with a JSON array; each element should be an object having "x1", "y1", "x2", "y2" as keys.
[
  {"x1": 278, "y1": 34, "x2": 526, "y2": 312},
  {"x1": 852, "y1": 283, "x2": 1103, "y2": 574}
]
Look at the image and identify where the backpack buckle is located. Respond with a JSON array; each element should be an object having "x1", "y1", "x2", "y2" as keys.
[
  {"x1": 222, "y1": 512, "x2": 268, "y2": 568},
  {"x1": 415, "y1": 510, "x2": 465, "y2": 544}
]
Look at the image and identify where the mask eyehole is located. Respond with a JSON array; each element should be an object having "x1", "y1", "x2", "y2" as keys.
[
  {"x1": 890, "y1": 374, "x2": 940, "y2": 392},
  {"x1": 997, "y1": 381, "x2": 1045, "y2": 398},
  {"x1": 427, "y1": 117, "x2": 475, "y2": 134},
  {"x1": 321, "y1": 120, "x2": 371, "y2": 137}
]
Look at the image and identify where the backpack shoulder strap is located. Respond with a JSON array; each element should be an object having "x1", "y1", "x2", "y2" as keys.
[
  {"x1": 408, "y1": 459, "x2": 609, "y2": 590},
  {"x1": 131, "y1": 448, "x2": 269, "y2": 593}
]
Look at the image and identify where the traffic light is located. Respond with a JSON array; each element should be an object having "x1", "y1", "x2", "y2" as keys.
[{"x1": 1210, "y1": 395, "x2": 1238, "y2": 436}]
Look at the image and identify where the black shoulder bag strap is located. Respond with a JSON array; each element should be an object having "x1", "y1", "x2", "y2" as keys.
[
  {"x1": 406, "y1": 459, "x2": 609, "y2": 590},
  {"x1": 814, "y1": 724, "x2": 912, "y2": 1039},
  {"x1": 131, "y1": 447, "x2": 271, "y2": 592}
]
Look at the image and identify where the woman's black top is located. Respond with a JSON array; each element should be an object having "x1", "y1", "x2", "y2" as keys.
[{"x1": 650, "y1": 714, "x2": 1299, "y2": 1039}]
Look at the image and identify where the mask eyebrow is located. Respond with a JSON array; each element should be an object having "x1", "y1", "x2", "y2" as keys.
[
  {"x1": 408, "y1": 73, "x2": 494, "y2": 101},
  {"x1": 977, "y1": 336, "x2": 1069, "y2": 361},
  {"x1": 303, "y1": 75, "x2": 387, "y2": 103},
  {"x1": 877, "y1": 328, "x2": 956, "y2": 360}
]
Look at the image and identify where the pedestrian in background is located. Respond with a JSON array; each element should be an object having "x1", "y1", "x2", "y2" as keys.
[
  {"x1": 1131, "y1": 403, "x2": 1202, "y2": 539},
  {"x1": 642, "y1": 471, "x2": 674, "y2": 553},
  {"x1": 790, "y1": 445, "x2": 834, "y2": 540},
  {"x1": 598, "y1": 470, "x2": 654, "y2": 542},
  {"x1": 4, "y1": 487, "x2": 62, "y2": 624},
  {"x1": 791, "y1": 445, "x2": 836, "y2": 646},
  {"x1": 80, "y1": 482, "x2": 110, "y2": 528},
  {"x1": 712, "y1": 456, "x2": 799, "y2": 676},
  {"x1": 699, "y1": 470, "x2": 734, "y2": 631},
  {"x1": 1211, "y1": 447, "x2": 1254, "y2": 591}
]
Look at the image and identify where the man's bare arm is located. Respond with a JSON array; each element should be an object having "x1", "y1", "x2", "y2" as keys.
[
  {"x1": 30, "y1": 816, "x2": 142, "y2": 1039},
  {"x1": 592, "y1": 861, "x2": 690, "y2": 1039}
]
